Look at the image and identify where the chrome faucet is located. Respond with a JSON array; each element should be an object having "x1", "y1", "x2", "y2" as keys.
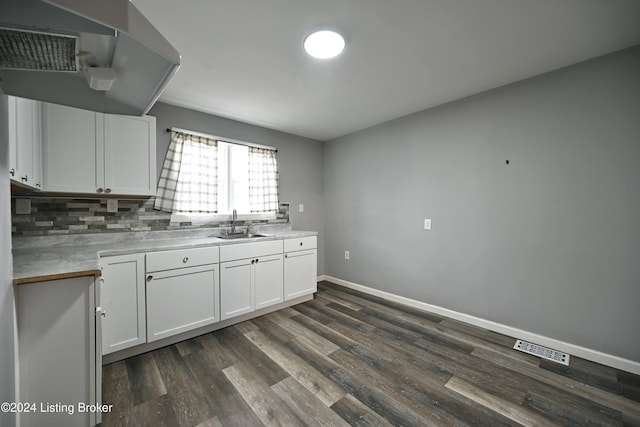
[{"x1": 230, "y1": 209, "x2": 237, "y2": 234}]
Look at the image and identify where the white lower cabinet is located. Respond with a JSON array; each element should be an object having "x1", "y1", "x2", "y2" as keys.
[
  {"x1": 220, "y1": 258, "x2": 253, "y2": 319},
  {"x1": 220, "y1": 240, "x2": 284, "y2": 320},
  {"x1": 98, "y1": 236, "x2": 316, "y2": 359},
  {"x1": 146, "y1": 247, "x2": 220, "y2": 342},
  {"x1": 16, "y1": 276, "x2": 99, "y2": 427},
  {"x1": 284, "y1": 236, "x2": 318, "y2": 300},
  {"x1": 255, "y1": 254, "x2": 284, "y2": 309},
  {"x1": 100, "y1": 254, "x2": 146, "y2": 355}
]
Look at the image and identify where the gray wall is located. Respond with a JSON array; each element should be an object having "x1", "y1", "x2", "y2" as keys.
[
  {"x1": 0, "y1": 95, "x2": 16, "y2": 426},
  {"x1": 149, "y1": 103, "x2": 326, "y2": 274},
  {"x1": 324, "y1": 46, "x2": 640, "y2": 362}
]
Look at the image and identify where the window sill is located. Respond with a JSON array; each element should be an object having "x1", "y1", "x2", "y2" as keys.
[{"x1": 172, "y1": 212, "x2": 277, "y2": 222}]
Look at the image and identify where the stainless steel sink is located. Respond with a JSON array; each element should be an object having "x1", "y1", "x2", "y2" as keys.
[{"x1": 217, "y1": 233, "x2": 274, "y2": 240}]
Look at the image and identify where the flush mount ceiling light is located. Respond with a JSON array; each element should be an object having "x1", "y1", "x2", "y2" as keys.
[{"x1": 303, "y1": 30, "x2": 345, "y2": 59}]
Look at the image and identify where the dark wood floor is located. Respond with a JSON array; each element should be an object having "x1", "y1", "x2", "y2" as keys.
[{"x1": 101, "y1": 281, "x2": 640, "y2": 426}]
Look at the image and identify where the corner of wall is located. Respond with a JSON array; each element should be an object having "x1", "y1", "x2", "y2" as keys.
[{"x1": 0, "y1": 94, "x2": 18, "y2": 426}]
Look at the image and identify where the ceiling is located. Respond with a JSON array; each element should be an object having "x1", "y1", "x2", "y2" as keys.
[{"x1": 131, "y1": 0, "x2": 640, "y2": 141}]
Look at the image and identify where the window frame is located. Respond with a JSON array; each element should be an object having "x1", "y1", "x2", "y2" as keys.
[{"x1": 166, "y1": 127, "x2": 278, "y2": 220}]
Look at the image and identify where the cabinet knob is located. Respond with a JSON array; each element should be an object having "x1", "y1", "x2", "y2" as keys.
[
  {"x1": 285, "y1": 254, "x2": 288, "y2": 258},
  {"x1": 105, "y1": 188, "x2": 112, "y2": 194},
  {"x1": 101, "y1": 311, "x2": 107, "y2": 317},
  {"x1": 21, "y1": 175, "x2": 28, "y2": 182},
  {"x1": 251, "y1": 259, "x2": 255, "y2": 264},
  {"x1": 256, "y1": 258, "x2": 259, "y2": 263},
  {"x1": 9, "y1": 168, "x2": 15, "y2": 177},
  {"x1": 97, "y1": 188, "x2": 104, "y2": 193},
  {"x1": 183, "y1": 257, "x2": 189, "y2": 263},
  {"x1": 147, "y1": 275, "x2": 153, "y2": 282},
  {"x1": 36, "y1": 183, "x2": 41, "y2": 188}
]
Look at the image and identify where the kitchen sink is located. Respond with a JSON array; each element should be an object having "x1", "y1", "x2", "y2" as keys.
[{"x1": 216, "y1": 233, "x2": 274, "y2": 240}]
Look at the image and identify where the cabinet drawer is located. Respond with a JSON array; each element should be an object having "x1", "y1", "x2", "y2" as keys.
[
  {"x1": 146, "y1": 246, "x2": 219, "y2": 272},
  {"x1": 220, "y1": 239, "x2": 283, "y2": 262},
  {"x1": 284, "y1": 236, "x2": 317, "y2": 252}
]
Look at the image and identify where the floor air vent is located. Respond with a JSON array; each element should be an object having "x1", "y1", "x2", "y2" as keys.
[{"x1": 514, "y1": 339, "x2": 570, "y2": 366}]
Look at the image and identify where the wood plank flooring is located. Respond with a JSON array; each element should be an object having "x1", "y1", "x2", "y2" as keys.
[{"x1": 101, "y1": 281, "x2": 640, "y2": 426}]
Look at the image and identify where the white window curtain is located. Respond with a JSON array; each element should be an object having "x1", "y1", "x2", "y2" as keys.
[
  {"x1": 154, "y1": 131, "x2": 219, "y2": 213},
  {"x1": 248, "y1": 146, "x2": 279, "y2": 213}
]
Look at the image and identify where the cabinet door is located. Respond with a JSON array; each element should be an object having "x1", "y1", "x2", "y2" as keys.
[
  {"x1": 100, "y1": 254, "x2": 146, "y2": 355},
  {"x1": 41, "y1": 102, "x2": 103, "y2": 193},
  {"x1": 254, "y1": 254, "x2": 283, "y2": 310},
  {"x1": 30, "y1": 100, "x2": 42, "y2": 189},
  {"x1": 8, "y1": 97, "x2": 18, "y2": 179},
  {"x1": 284, "y1": 249, "x2": 317, "y2": 300},
  {"x1": 17, "y1": 276, "x2": 97, "y2": 427},
  {"x1": 146, "y1": 264, "x2": 219, "y2": 342},
  {"x1": 8, "y1": 96, "x2": 42, "y2": 189},
  {"x1": 220, "y1": 258, "x2": 253, "y2": 320},
  {"x1": 103, "y1": 114, "x2": 156, "y2": 196}
]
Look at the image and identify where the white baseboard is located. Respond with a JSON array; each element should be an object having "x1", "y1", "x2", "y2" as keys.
[{"x1": 321, "y1": 275, "x2": 640, "y2": 375}]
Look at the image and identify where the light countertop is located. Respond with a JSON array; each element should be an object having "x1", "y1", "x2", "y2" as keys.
[{"x1": 12, "y1": 227, "x2": 317, "y2": 285}]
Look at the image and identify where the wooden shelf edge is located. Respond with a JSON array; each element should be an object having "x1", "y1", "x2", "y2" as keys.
[{"x1": 14, "y1": 269, "x2": 102, "y2": 285}]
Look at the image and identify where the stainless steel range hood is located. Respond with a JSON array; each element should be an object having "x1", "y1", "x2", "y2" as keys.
[{"x1": 0, "y1": 0, "x2": 180, "y2": 116}]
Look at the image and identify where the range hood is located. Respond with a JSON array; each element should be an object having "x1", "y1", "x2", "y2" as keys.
[{"x1": 0, "y1": 0, "x2": 180, "y2": 116}]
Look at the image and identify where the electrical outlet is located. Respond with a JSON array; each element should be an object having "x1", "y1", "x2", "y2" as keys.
[
  {"x1": 15, "y1": 198, "x2": 31, "y2": 214},
  {"x1": 344, "y1": 250, "x2": 350, "y2": 260},
  {"x1": 107, "y1": 199, "x2": 119, "y2": 213},
  {"x1": 299, "y1": 204, "x2": 304, "y2": 213},
  {"x1": 424, "y1": 218, "x2": 432, "y2": 230}
]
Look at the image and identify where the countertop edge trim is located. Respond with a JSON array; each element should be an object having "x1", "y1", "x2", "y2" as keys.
[{"x1": 14, "y1": 269, "x2": 102, "y2": 286}]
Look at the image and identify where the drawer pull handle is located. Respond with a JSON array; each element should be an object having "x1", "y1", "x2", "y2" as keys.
[
  {"x1": 9, "y1": 168, "x2": 15, "y2": 177},
  {"x1": 147, "y1": 275, "x2": 153, "y2": 282},
  {"x1": 105, "y1": 188, "x2": 112, "y2": 194},
  {"x1": 97, "y1": 188, "x2": 104, "y2": 193},
  {"x1": 183, "y1": 257, "x2": 189, "y2": 263}
]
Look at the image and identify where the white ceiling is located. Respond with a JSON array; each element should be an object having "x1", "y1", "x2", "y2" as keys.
[{"x1": 131, "y1": 0, "x2": 640, "y2": 141}]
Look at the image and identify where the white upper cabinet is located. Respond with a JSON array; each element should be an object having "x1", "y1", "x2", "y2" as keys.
[
  {"x1": 104, "y1": 114, "x2": 156, "y2": 196},
  {"x1": 41, "y1": 102, "x2": 101, "y2": 193},
  {"x1": 8, "y1": 96, "x2": 42, "y2": 189},
  {"x1": 41, "y1": 102, "x2": 156, "y2": 196}
]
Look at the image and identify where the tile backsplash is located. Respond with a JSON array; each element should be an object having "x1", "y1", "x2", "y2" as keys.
[{"x1": 11, "y1": 197, "x2": 290, "y2": 237}]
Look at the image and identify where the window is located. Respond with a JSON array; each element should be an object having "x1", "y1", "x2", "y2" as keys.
[
  {"x1": 217, "y1": 141, "x2": 249, "y2": 214},
  {"x1": 154, "y1": 129, "x2": 278, "y2": 217}
]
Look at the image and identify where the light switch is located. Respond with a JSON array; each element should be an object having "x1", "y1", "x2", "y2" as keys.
[
  {"x1": 424, "y1": 218, "x2": 432, "y2": 230},
  {"x1": 299, "y1": 204, "x2": 304, "y2": 213}
]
